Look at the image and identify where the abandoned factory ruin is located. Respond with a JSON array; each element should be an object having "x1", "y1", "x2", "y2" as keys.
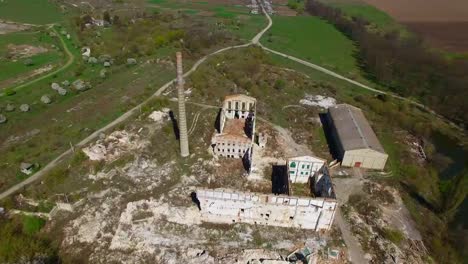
[{"x1": 162, "y1": 51, "x2": 390, "y2": 233}]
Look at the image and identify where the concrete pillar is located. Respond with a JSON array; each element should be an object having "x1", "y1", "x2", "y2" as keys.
[{"x1": 176, "y1": 52, "x2": 190, "y2": 157}]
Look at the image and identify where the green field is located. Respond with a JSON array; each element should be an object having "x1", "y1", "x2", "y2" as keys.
[
  {"x1": 319, "y1": 0, "x2": 408, "y2": 35},
  {"x1": 0, "y1": 0, "x2": 63, "y2": 24},
  {"x1": 262, "y1": 16, "x2": 365, "y2": 81},
  {"x1": 0, "y1": 32, "x2": 63, "y2": 84}
]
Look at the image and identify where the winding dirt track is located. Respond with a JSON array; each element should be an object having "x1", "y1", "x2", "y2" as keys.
[
  {"x1": 1, "y1": 26, "x2": 75, "y2": 95},
  {"x1": 0, "y1": 6, "x2": 458, "y2": 263}
]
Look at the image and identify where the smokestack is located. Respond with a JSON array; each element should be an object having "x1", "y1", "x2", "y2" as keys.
[{"x1": 176, "y1": 52, "x2": 190, "y2": 157}]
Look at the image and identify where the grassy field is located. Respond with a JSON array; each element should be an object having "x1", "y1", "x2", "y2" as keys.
[
  {"x1": 0, "y1": 0, "x2": 63, "y2": 24},
  {"x1": 261, "y1": 16, "x2": 369, "y2": 82},
  {"x1": 0, "y1": 31, "x2": 63, "y2": 84},
  {"x1": 321, "y1": 1, "x2": 402, "y2": 31}
]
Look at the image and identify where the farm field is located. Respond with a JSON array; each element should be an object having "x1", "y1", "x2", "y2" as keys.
[
  {"x1": 0, "y1": 31, "x2": 63, "y2": 88},
  {"x1": 0, "y1": 0, "x2": 63, "y2": 24},
  {"x1": 334, "y1": 0, "x2": 468, "y2": 52},
  {"x1": 320, "y1": 0, "x2": 406, "y2": 34},
  {"x1": 147, "y1": 0, "x2": 266, "y2": 41},
  {"x1": 261, "y1": 15, "x2": 376, "y2": 85}
]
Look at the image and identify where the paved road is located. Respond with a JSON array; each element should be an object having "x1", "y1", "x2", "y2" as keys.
[{"x1": 1, "y1": 26, "x2": 75, "y2": 95}]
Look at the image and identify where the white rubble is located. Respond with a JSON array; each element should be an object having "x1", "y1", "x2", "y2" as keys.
[
  {"x1": 300, "y1": 94, "x2": 336, "y2": 109},
  {"x1": 148, "y1": 108, "x2": 170, "y2": 123},
  {"x1": 82, "y1": 130, "x2": 150, "y2": 162}
]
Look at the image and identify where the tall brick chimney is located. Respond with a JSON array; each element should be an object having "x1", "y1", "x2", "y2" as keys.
[{"x1": 176, "y1": 52, "x2": 190, "y2": 157}]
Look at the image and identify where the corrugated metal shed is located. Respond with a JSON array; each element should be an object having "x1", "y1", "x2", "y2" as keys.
[{"x1": 328, "y1": 104, "x2": 385, "y2": 154}]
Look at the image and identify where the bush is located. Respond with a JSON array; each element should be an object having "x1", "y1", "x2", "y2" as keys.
[
  {"x1": 4, "y1": 88, "x2": 16, "y2": 96},
  {"x1": 382, "y1": 227, "x2": 404, "y2": 245},
  {"x1": 274, "y1": 79, "x2": 286, "y2": 90}
]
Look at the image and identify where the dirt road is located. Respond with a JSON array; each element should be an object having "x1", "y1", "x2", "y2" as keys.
[
  {"x1": 1, "y1": 26, "x2": 75, "y2": 95},
  {"x1": 0, "y1": 23, "x2": 262, "y2": 201}
]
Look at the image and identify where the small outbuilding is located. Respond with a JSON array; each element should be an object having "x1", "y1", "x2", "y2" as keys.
[
  {"x1": 327, "y1": 104, "x2": 387, "y2": 170},
  {"x1": 20, "y1": 163, "x2": 34, "y2": 175}
]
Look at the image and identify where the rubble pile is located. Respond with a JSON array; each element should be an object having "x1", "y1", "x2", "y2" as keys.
[{"x1": 82, "y1": 130, "x2": 150, "y2": 162}]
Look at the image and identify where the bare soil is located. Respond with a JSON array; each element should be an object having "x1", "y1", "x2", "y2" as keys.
[
  {"x1": 0, "y1": 64, "x2": 54, "y2": 90},
  {"x1": 7, "y1": 44, "x2": 48, "y2": 59},
  {"x1": 0, "y1": 21, "x2": 29, "y2": 34},
  {"x1": 404, "y1": 21, "x2": 468, "y2": 53},
  {"x1": 360, "y1": 0, "x2": 468, "y2": 22},
  {"x1": 359, "y1": 0, "x2": 468, "y2": 52}
]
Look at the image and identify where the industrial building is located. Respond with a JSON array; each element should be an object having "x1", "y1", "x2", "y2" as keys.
[
  {"x1": 211, "y1": 94, "x2": 256, "y2": 169},
  {"x1": 327, "y1": 104, "x2": 388, "y2": 170},
  {"x1": 196, "y1": 188, "x2": 337, "y2": 231},
  {"x1": 287, "y1": 155, "x2": 326, "y2": 184}
]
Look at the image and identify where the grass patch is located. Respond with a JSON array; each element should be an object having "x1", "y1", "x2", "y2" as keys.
[
  {"x1": 21, "y1": 215, "x2": 46, "y2": 236},
  {"x1": 0, "y1": 0, "x2": 63, "y2": 24},
  {"x1": 261, "y1": 15, "x2": 367, "y2": 83},
  {"x1": 0, "y1": 30, "x2": 63, "y2": 83},
  {"x1": 381, "y1": 227, "x2": 404, "y2": 245}
]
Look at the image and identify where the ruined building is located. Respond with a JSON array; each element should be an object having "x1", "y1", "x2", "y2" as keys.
[
  {"x1": 211, "y1": 94, "x2": 256, "y2": 168},
  {"x1": 196, "y1": 164, "x2": 337, "y2": 231},
  {"x1": 287, "y1": 155, "x2": 326, "y2": 184},
  {"x1": 176, "y1": 52, "x2": 190, "y2": 157},
  {"x1": 196, "y1": 188, "x2": 337, "y2": 231},
  {"x1": 199, "y1": 97, "x2": 338, "y2": 231}
]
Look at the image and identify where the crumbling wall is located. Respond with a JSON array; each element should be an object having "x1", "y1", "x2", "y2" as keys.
[{"x1": 197, "y1": 189, "x2": 337, "y2": 231}]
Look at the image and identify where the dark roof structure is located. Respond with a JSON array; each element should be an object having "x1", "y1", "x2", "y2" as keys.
[{"x1": 328, "y1": 104, "x2": 386, "y2": 154}]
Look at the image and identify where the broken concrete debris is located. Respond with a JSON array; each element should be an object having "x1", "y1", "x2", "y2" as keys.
[
  {"x1": 82, "y1": 130, "x2": 150, "y2": 162},
  {"x1": 148, "y1": 109, "x2": 170, "y2": 123},
  {"x1": 197, "y1": 188, "x2": 336, "y2": 231},
  {"x1": 81, "y1": 46, "x2": 91, "y2": 58},
  {"x1": 126, "y1": 58, "x2": 137, "y2": 65},
  {"x1": 99, "y1": 69, "x2": 107, "y2": 78},
  {"x1": 51, "y1": 82, "x2": 61, "y2": 90},
  {"x1": 19, "y1": 104, "x2": 30, "y2": 112},
  {"x1": 5, "y1": 104, "x2": 15, "y2": 112},
  {"x1": 61, "y1": 80, "x2": 70, "y2": 87},
  {"x1": 300, "y1": 94, "x2": 336, "y2": 109},
  {"x1": 20, "y1": 162, "x2": 34, "y2": 175},
  {"x1": 57, "y1": 87, "x2": 67, "y2": 96},
  {"x1": 103, "y1": 61, "x2": 111, "y2": 67},
  {"x1": 72, "y1": 79, "x2": 90, "y2": 91},
  {"x1": 88, "y1": 56, "x2": 98, "y2": 64},
  {"x1": 41, "y1": 95, "x2": 52, "y2": 104},
  {"x1": 99, "y1": 54, "x2": 112, "y2": 63},
  {"x1": 0, "y1": 114, "x2": 7, "y2": 124}
]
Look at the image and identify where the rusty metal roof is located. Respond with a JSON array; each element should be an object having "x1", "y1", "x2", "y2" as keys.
[{"x1": 328, "y1": 104, "x2": 386, "y2": 154}]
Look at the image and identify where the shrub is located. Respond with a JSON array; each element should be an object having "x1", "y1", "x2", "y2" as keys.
[
  {"x1": 4, "y1": 88, "x2": 16, "y2": 96},
  {"x1": 382, "y1": 227, "x2": 404, "y2": 245}
]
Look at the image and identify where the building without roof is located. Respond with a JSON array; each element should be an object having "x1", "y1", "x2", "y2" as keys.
[
  {"x1": 287, "y1": 156, "x2": 326, "y2": 184},
  {"x1": 196, "y1": 188, "x2": 337, "y2": 231},
  {"x1": 327, "y1": 104, "x2": 388, "y2": 170},
  {"x1": 211, "y1": 94, "x2": 256, "y2": 170}
]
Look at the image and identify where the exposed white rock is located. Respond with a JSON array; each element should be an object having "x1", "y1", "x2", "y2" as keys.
[{"x1": 300, "y1": 94, "x2": 336, "y2": 109}]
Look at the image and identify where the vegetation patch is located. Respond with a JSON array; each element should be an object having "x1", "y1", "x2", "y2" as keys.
[
  {"x1": 0, "y1": 0, "x2": 63, "y2": 24},
  {"x1": 261, "y1": 15, "x2": 367, "y2": 83}
]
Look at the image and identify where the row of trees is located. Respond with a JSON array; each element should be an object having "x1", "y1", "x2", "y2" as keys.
[{"x1": 305, "y1": 0, "x2": 468, "y2": 128}]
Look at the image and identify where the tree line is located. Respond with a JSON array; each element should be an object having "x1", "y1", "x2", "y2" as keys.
[{"x1": 305, "y1": 0, "x2": 468, "y2": 128}]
